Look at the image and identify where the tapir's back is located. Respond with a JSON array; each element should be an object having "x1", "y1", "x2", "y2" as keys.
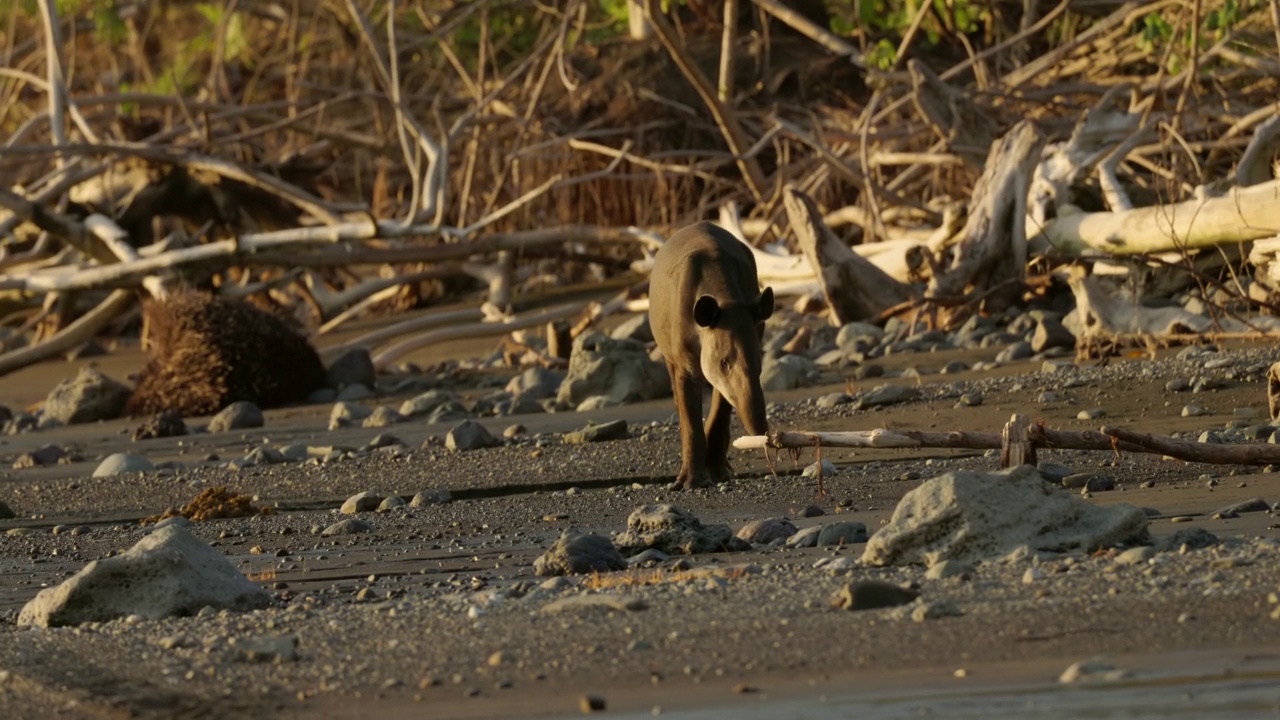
[{"x1": 650, "y1": 222, "x2": 760, "y2": 337}]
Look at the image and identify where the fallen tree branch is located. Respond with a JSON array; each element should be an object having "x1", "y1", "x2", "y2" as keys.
[
  {"x1": 0, "y1": 289, "x2": 134, "y2": 377},
  {"x1": 370, "y1": 300, "x2": 585, "y2": 369},
  {"x1": 1101, "y1": 425, "x2": 1280, "y2": 465}
]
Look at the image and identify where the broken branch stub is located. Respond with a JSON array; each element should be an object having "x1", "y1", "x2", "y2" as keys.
[
  {"x1": 784, "y1": 187, "x2": 913, "y2": 325},
  {"x1": 929, "y1": 121, "x2": 1044, "y2": 308},
  {"x1": 1001, "y1": 413, "x2": 1036, "y2": 469}
]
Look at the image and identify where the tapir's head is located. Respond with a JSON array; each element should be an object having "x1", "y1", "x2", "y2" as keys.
[{"x1": 693, "y1": 287, "x2": 774, "y2": 436}]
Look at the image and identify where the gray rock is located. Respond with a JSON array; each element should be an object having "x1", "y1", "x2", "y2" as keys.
[
  {"x1": 1113, "y1": 546, "x2": 1155, "y2": 565},
  {"x1": 817, "y1": 522, "x2": 869, "y2": 546},
  {"x1": 857, "y1": 384, "x2": 919, "y2": 408},
  {"x1": 557, "y1": 333, "x2": 671, "y2": 407},
  {"x1": 13, "y1": 444, "x2": 68, "y2": 469},
  {"x1": 1214, "y1": 498, "x2": 1270, "y2": 515},
  {"x1": 505, "y1": 368, "x2": 566, "y2": 401},
  {"x1": 306, "y1": 387, "x2": 338, "y2": 404},
  {"x1": 1036, "y1": 463, "x2": 1075, "y2": 484},
  {"x1": 831, "y1": 580, "x2": 919, "y2": 611},
  {"x1": 377, "y1": 495, "x2": 406, "y2": 512},
  {"x1": 785, "y1": 526, "x2": 822, "y2": 548},
  {"x1": 533, "y1": 533, "x2": 627, "y2": 576},
  {"x1": 361, "y1": 406, "x2": 404, "y2": 429},
  {"x1": 1031, "y1": 317, "x2": 1076, "y2": 353},
  {"x1": 541, "y1": 595, "x2": 645, "y2": 615},
  {"x1": 92, "y1": 453, "x2": 154, "y2": 477},
  {"x1": 341, "y1": 491, "x2": 383, "y2": 514},
  {"x1": 816, "y1": 392, "x2": 850, "y2": 408},
  {"x1": 17, "y1": 525, "x2": 269, "y2": 627},
  {"x1": 321, "y1": 518, "x2": 373, "y2": 536},
  {"x1": 1156, "y1": 527, "x2": 1219, "y2": 552},
  {"x1": 364, "y1": 433, "x2": 404, "y2": 450},
  {"x1": 1166, "y1": 378, "x2": 1191, "y2": 392},
  {"x1": 426, "y1": 400, "x2": 471, "y2": 424},
  {"x1": 956, "y1": 392, "x2": 983, "y2": 407},
  {"x1": 42, "y1": 367, "x2": 130, "y2": 424},
  {"x1": 613, "y1": 505, "x2": 734, "y2": 555},
  {"x1": 735, "y1": 517, "x2": 797, "y2": 544},
  {"x1": 328, "y1": 401, "x2": 372, "y2": 430},
  {"x1": 209, "y1": 402, "x2": 263, "y2": 433},
  {"x1": 398, "y1": 390, "x2": 461, "y2": 419},
  {"x1": 994, "y1": 342, "x2": 1035, "y2": 363},
  {"x1": 409, "y1": 490, "x2": 453, "y2": 506},
  {"x1": 610, "y1": 314, "x2": 653, "y2": 343},
  {"x1": 940, "y1": 360, "x2": 970, "y2": 374},
  {"x1": 1062, "y1": 473, "x2": 1115, "y2": 492},
  {"x1": 446, "y1": 419, "x2": 498, "y2": 451},
  {"x1": 1077, "y1": 408, "x2": 1106, "y2": 420},
  {"x1": 564, "y1": 419, "x2": 629, "y2": 444},
  {"x1": 326, "y1": 348, "x2": 377, "y2": 391},
  {"x1": 1181, "y1": 405, "x2": 1208, "y2": 417},
  {"x1": 761, "y1": 354, "x2": 817, "y2": 392},
  {"x1": 154, "y1": 516, "x2": 191, "y2": 530},
  {"x1": 0, "y1": 500, "x2": 14, "y2": 519},
  {"x1": 835, "y1": 322, "x2": 885, "y2": 350},
  {"x1": 627, "y1": 548, "x2": 671, "y2": 566},
  {"x1": 862, "y1": 465, "x2": 1150, "y2": 566}
]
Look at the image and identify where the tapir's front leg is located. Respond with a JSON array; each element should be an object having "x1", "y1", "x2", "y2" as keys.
[
  {"x1": 704, "y1": 389, "x2": 732, "y2": 483},
  {"x1": 670, "y1": 363, "x2": 709, "y2": 490}
]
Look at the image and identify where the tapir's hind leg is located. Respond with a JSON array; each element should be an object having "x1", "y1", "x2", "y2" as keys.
[
  {"x1": 670, "y1": 364, "x2": 710, "y2": 490},
  {"x1": 704, "y1": 389, "x2": 732, "y2": 482}
]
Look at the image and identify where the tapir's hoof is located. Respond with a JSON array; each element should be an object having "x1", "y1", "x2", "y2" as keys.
[
  {"x1": 708, "y1": 463, "x2": 733, "y2": 484},
  {"x1": 670, "y1": 471, "x2": 712, "y2": 491}
]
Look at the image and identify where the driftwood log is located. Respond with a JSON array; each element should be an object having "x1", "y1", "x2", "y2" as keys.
[
  {"x1": 784, "y1": 186, "x2": 913, "y2": 325},
  {"x1": 736, "y1": 416, "x2": 1280, "y2": 467}
]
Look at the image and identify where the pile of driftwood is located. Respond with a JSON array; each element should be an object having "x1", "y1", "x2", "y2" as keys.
[{"x1": 2, "y1": 0, "x2": 1280, "y2": 381}]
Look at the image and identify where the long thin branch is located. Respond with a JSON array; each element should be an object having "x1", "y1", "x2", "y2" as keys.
[
  {"x1": 0, "y1": 290, "x2": 134, "y2": 377},
  {"x1": 642, "y1": 0, "x2": 767, "y2": 201}
]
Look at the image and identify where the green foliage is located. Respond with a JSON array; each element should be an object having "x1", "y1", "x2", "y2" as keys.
[
  {"x1": 1134, "y1": 0, "x2": 1265, "y2": 73},
  {"x1": 829, "y1": 0, "x2": 989, "y2": 49}
]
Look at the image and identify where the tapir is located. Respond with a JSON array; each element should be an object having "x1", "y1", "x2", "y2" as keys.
[{"x1": 649, "y1": 221, "x2": 774, "y2": 489}]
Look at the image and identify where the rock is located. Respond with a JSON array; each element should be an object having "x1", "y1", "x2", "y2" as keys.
[
  {"x1": 802, "y1": 459, "x2": 838, "y2": 478},
  {"x1": 361, "y1": 406, "x2": 404, "y2": 429},
  {"x1": 613, "y1": 505, "x2": 734, "y2": 555},
  {"x1": 994, "y1": 341, "x2": 1035, "y2": 363},
  {"x1": 579, "y1": 694, "x2": 608, "y2": 713},
  {"x1": 0, "y1": 501, "x2": 14, "y2": 519},
  {"x1": 1114, "y1": 546, "x2": 1155, "y2": 565},
  {"x1": 533, "y1": 533, "x2": 627, "y2": 576},
  {"x1": 364, "y1": 433, "x2": 404, "y2": 451},
  {"x1": 556, "y1": 333, "x2": 671, "y2": 407},
  {"x1": 831, "y1": 580, "x2": 919, "y2": 611},
  {"x1": 377, "y1": 495, "x2": 406, "y2": 511},
  {"x1": 13, "y1": 444, "x2": 68, "y2": 469},
  {"x1": 1215, "y1": 498, "x2": 1270, "y2": 515},
  {"x1": 505, "y1": 368, "x2": 566, "y2": 400},
  {"x1": 835, "y1": 321, "x2": 885, "y2": 349},
  {"x1": 321, "y1": 518, "x2": 373, "y2": 536},
  {"x1": 1076, "y1": 408, "x2": 1105, "y2": 420},
  {"x1": 341, "y1": 491, "x2": 383, "y2": 514},
  {"x1": 956, "y1": 392, "x2": 983, "y2": 407},
  {"x1": 306, "y1": 388, "x2": 338, "y2": 404},
  {"x1": 785, "y1": 526, "x2": 822, "y2": 548},
  {"x1": 426, "y1": 400, "x2": 471, "y2": 424},
  {"x1": 42, "y1": 367, "x2": 130, "y2": 424},
  {"x1": 132, "y1": 411, "x2": 187, "y2": 441},
  {"x1": 627, "y1": 548, "x2": 670, "y2": 566},
  {"x1": 1058, "y1": 659, "x2": 1128, "y2": 683},
  {"x1": 446, "y1": 419, "x2": 498, "y2": 451},
  {"x1": 574, "y1": 396, "x2": 619, "y2": 412},
  {"x1": 326, "y1": 348, "x2": 377, "y2": 391},
  {"x1": 328, "y1": 401, "x2": 372, "y2": 430},
  {"x1": 1061, "y1": 473, "x2": 1115, "y2": 492},
  {"x1": 856, "y1": 384, "x2": 918, "y2": 409},
  {"x1": 911, "y1": 601, "x2": 963, "y2": 621},
  {"x1": 209, "y1": 402, "x2": 264, "y2": 433},
  {"x1": 93, "y1": 453, "x2": 155, "y2": 477},
  {"x1": 399, "y1": 390, "x2": 462, "y2": 419},
  {"x1": 504, "y1": 424, "x2": 526, "y2": 438},
  {"x1": 735, "y1": 517, "x2": 797, "y2": 544},
  {"x1": 924, "y1": 560, "x2": 972, "y2": 580},
  {"x1": 610, "y1": 314, "x2": 653, "y2": 343},
  {"x1": 816, "y1": 522, "x2": 869, "y2": 546},
  {"x1": 410, "y1": 490, "x2": 453, "y2": 506},
  {"x1": 940, "y1": 360, "x2": 970, "y2": 374},
  {"x1": 799, "y1": 504, "x2": 825, "y2": 518},
  {"x1": 760, "y1": 354, "x2": 817, "y2": 392},
  {"x1": 564, "y1": 419, "x2": 629, "y2": 444},
  {"x1": 17, "y1": 525, "x2": 269, "y2": 627},
  {"x1": 1031, "y1": 317, "x2": 1076, "y2": 353},
  {"x1": 861, "y1": 465, "x2": 1150, "y2": 566},
  {"x1": 1156, "y1": 527, "x2": 1218, "y2": 552}
]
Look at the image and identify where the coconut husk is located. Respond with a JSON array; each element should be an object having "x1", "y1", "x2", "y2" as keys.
[{"x1": 125, "y1": 290, "x2": 326, "y2": 417}]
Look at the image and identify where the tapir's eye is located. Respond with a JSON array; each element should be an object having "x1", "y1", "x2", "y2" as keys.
[{"x1": 720, "y1": 359, "x2": 731, "y2": 372}]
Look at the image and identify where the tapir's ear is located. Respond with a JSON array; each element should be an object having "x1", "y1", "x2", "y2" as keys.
[
  {"x1": 693, "y1": 295, "x2": 720, "y2": 328},
  {"x1": 757, "y1": 287, "x2": 774, "y2": 321}
]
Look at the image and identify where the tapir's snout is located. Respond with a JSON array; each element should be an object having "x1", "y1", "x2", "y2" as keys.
[{"x1": 738, "y1": 379, "x2": 769, "y2": 437}]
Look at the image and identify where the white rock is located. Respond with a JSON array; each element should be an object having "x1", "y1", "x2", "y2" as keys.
[
  {"x1": 18, "y1": 525, "x2": 268, "y2": 627},
  {"x1": 93, "y1": 453, "x2": 154, "y2": 477}
]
